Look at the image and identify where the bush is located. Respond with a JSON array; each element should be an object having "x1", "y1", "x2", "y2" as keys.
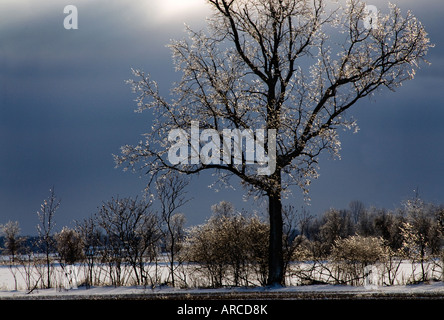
[
  {"x1": 329, "y1": 236, "x2": 385, "y2": 285},
  {"x1": 55, "y1": 227, "x2": 84, "y2": 265},
  {"x1": 186, "y1": 213, "x2": 269, "y2": 287},
  {"x1": 331, "y1": 236, "x2": 385, "y2": 265}
]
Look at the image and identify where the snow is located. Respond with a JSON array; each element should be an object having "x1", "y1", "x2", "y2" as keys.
[
  {"x1": 0, "y1": 262, "x2": 443, "y2": 299},
  {"x1": 0, "y1": 279, "x2": 443, "y2": 299}
]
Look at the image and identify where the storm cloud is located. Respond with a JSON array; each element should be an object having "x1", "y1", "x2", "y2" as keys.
[{"x1": 0, "y1": 0, "x2": 443, "y2": 234}]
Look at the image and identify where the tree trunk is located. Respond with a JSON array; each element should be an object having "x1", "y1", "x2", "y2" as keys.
[
  {"x1": 46, "y1": 244, "x2": 51, "y2": 288},
  {"x1": 267, "y1": 185, "x2": 284, "y2": 286},
  {"x1": 170, "y1": 238, "x2": 175, "y2": 287}
]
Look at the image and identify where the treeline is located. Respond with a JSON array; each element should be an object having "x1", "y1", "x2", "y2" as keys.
[
  {"x1": 294, "y1": 197, "x2": 444, "y2": 286},
  {"x1": 0, "y1": 177, "x2": 192, "y2": 290},
  {"x1": 1, "y1": 184, "x2": 444, "y2": 290}
]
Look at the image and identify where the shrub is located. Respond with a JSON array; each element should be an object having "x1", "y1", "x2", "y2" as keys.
[
  {"x1": 329, "y1": 235, "x2": 385, "y2": 285},
  {"x1": 55, "y1": 227, "x2": 84, "y2": 265},
  {"x1": 186, "y1": 213, "x2": 269, "y2": 287}
]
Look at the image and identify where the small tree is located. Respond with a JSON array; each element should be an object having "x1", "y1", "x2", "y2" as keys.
[
  {"x1": 187, "y1": 219, "x2": 227, "y2": 287},
  {"x1": 156, "y1": 173, "x2": 190, "y2": 287},
  {"x1": 401, "y1": 192, "x2": 436, "y2": 283},
  {"x1": 282, "y1": 205, "x2": 312, "y2": 280},
  {"x1": 245, "y1": 215, "x2": 269, "y2": 286},
  {"x1": 211, "y1": 201, "x2": 235, "y2": 219},
  {"x1": 76, "y1": 217, "x2": 102, "y2": 288},
  {"x1": 96, "y1": 196, "x2": 160, "y2": 286},
  {"x1": 55, "y1": 227, "x2": 83, "y2": 289},
  {"x1": 372, "y1": 208, "x2": 405, "y2": 251},
  {"x1": 318, "y1": 209, "x2": 354, "y2": 253},
  {"x1": 379, "y1": 241, "x2": 403, "y2": 286},
  {"x1": 1, "y1": 221, "x2": 24, "y2": 263},
  {"x1": 36, "y1": 186, "x2": 60, "y2": 288},
  {"x1": 1, "y1": 221, "x2": 25, "y2": 290},
  {"x1": 55, "y1": 227, "x2": 84, "y2": 265}
]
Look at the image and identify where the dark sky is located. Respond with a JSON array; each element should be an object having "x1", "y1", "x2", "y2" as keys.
[{"x1": 1, "y1": 0, "x2": 443, "y2": 235}]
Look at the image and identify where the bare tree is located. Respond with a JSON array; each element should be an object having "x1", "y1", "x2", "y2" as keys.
[
  {"x1": 319, "y1": 209, "x2": 354, "y2": 250},
  {"x1": 116, "y1": 0, "x2": 432, "y2": 285},
  {"x1": 436, "y1": 207, "x2": 444, "y2": 281},
  {"x1": 373, "y1": 208, "x2": 405, "y2": 251},
  {"x1": 211, "y1": 201, "x2": 235, "y2": 219},
  {"x1": 282, "y1": 205, "x2": 312, "y2": 280},
  {"x1": 401, "y1": 191, "x2": 437, "y2": 283},
  {"x1": 96, "y1": 196, "x2": 160, "y2": 286},
  {"x1": 17, "y1": 250, "x2": 42, "y2": 293},
  {"x1": 36, "y1": 186, "x2": 60, "y2": 288},
  {"x1": 76, "y1": 216, "x2": 102, "y2": 288},
  {"x1": 349, "y1": 200, "x2": 365, "y2": 224},
  {"x1": 1, "y1": 221, "x2": 24, "y2": 263},
  {"x1": 156, "y1": 173, "x2": 190, "y2": 287},
  {"x1": 54, "y1": 227, "x2": 83, "y2": 289}
]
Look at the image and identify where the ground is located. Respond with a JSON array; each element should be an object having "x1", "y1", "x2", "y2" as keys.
[
  {"x1": 1, "y1": 283, "x2": 441, "y2": 319},
  {"x1": 1, "y1": 281, "x2": 443, "y2": 300}
]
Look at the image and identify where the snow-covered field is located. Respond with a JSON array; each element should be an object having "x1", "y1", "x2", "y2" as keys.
[{"x1": 0, "y1": 262, "x2": 443, "y2": 299}]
